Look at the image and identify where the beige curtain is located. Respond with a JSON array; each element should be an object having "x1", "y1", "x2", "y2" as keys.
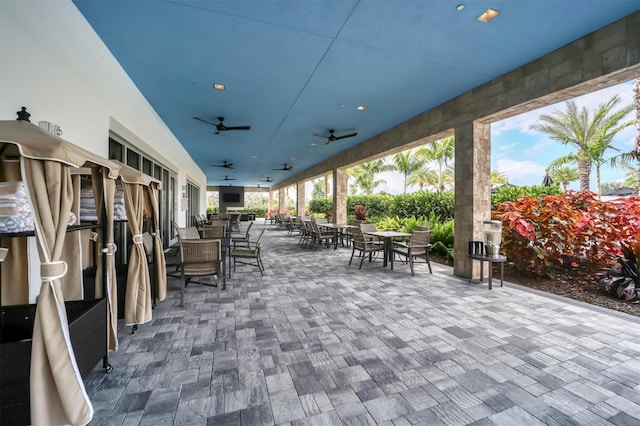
[
  {"x1": 0, "y1": 158, "x2": 28, "y2": 305},
  {"x1": 92, "y1": 167, "x2": 118, "y2": 350},
  {"x1": 146, "y1": 182, "x2": 166, "y2": 301},
  {"x1": 60, "y1": 173, "x2": 83, "y2": 300},
  {"x1": 23, "y1": 158, "x2": 92, "y2": 425},
  {"x1": 122, "y1": 180, "x2": 152, "y2": 325}
]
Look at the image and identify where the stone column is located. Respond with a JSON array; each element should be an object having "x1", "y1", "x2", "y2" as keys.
[
  {"x1": 333, "y1": 167, "x2": 348, "y2": 224},
  {"x1": 278, "y1": 187, "x2": 285, "y2": 213},
  {"x1": 268, "y1": 191, "x2": 273, "y2": 212},
  {"x1": 296, "y1": 181, "x2": 305, "y2": 216},
  {"x1": 454, "y1": 121, "x2": 492, "y2": 278}
]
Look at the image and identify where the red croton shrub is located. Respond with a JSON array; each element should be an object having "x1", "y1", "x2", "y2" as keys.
[{"x1": 493, "y1": 191, "x2": 640, "y2": 277}]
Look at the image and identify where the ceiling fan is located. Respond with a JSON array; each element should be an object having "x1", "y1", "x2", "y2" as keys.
[
  {"x1": 193, "y1": 116, "x2": 251, "y2": 135},
  {"x1": 211, "y1": 160, "x2": 234, "y2": 169},
  {"x1": 313, "y1": 129, "x2": 358, "y2": 144},
  {"x1": 220, "y1": 175, "x2": 236, "y2": 181},
  {"x1": 272, "y1": 164, "x2": 293, "y2": 171},
  {"x1": 259, "y1": 176, "x2": 274, "y2": 182}
]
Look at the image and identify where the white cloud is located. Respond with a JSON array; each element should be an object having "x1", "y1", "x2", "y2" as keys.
[
  {"x1": 495, "y1": 159, "x2": 547, "y2": 186},
  {"x1": 523, "y1": 138, "x2": 555, "y2": 157},
  {"x1": 378, "y1": 171, "x2": 404, "y2": 195},
  {"x1": 498, "y1": 142, "x2": 517, "y2": 151}
]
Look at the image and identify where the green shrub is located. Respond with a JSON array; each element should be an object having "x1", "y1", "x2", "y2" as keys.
[
  {"x1": 347, "y1": 195, "x2": 392, "y2": 219},
  {"x1": 430, "y1": 219, "x2": 454, "y2": 249},
  {"x1": 309, "y1": 198, "x2": 333, "y2": 214},
  {"x1": 491, "y1": 184, "x2": 562, "y2": 210},
  {"x1": 389, "y1": 191, "x2": 454, "y2": 221}
]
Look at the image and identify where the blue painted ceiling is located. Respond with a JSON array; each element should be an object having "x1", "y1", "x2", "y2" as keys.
[{"x1": 73, "y1": 0, "x2": 639, "y2": 188}]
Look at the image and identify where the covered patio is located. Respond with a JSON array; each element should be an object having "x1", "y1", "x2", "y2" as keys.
[{"x1": 85, "y1": 220, "x2": 640, "y2": 425}]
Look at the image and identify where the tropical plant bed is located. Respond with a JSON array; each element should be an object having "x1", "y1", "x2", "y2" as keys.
[{"x1": 430, "y1": 256, "x2": 640, "y2": 318}]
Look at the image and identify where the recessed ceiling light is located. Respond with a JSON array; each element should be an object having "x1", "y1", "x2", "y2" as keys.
[
  {"x1": 356, "y1": 105, "x2": 367, "y2": 111},
  {"x1": 477, "y1": 8, "x2": 500, "y2": 23},
  {"x1": 456, "y1": 4, "x2": 464, "y2": 11},
  {"x1": 251, "y1": 155, "x2": 258, "y2": 159},
  {"x1": 309, "y1": 142, "x2": 316, "y2": 146},
  {"x1": 213, "y1": 83, "x2": 225, "y2": 90}
]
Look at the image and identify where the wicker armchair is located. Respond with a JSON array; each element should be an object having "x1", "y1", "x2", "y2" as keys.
[
  {"x1": 179, "y1": 239, "x2": 222, "y2": 306},
  {"x1": 349, "y1": 227, "x2": 384, "y2": 269},
  {"x1": 203, "y1": 224, "x2": 226, "y2": 239},
  {"x1": 390, "y1": 230, "x2": 433, "y2": 275},
  {"x1": 231, "y1": 228, "x2": 266, "y2": 276},
  {"x1": 173, "y1": 221, "x2": 201, "y2": 241}
]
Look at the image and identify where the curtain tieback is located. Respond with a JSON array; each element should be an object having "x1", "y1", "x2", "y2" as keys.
[
  {"x1": 132, "y1": 234, "x2": 144, "y2": 244},
  {"x1": 104, "y1": 243, "x2": 117, "y2": 255},
  {"x1": 41, "y1": 260, "x2": 68, "y2": 281},
  {"x1": 89, "y1": 232, "x2": 99, "y2": 241},
  {"x1": 0, "y1": 247, "x2": 8, "y2": 262}
]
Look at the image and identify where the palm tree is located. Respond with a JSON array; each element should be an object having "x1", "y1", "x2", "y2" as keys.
[
  {"x1": 348, "y1": 159, "x2": 393, "y2": 195},
  {"x1": 490, "y1": 170, "x2": 508, "y2": 186},
  {"x1": 392, "y1": 149, "x2": 427, "y2": 193},
  {"x1": 311, "y1": 179, "x2": 325, "y2": 199},
  {"x1": 407, "y1": 168, "x2": 439, "y2": 191},
  {"x1": 548, "y1": 165, "x2": 579, "y2": 192},
  {"x1": 622, "y1": 168, "x2": 639, "y2": 190},
  {"x1": 532, "y1": 95, "x2": 634, "y2": 192},
  {"x1": 421, "y1": 136, "x2": 455, "y2": 192}
]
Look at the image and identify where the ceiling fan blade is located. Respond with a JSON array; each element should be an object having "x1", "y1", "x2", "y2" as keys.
[
  {"x1": 223, "y1": 125, "x2": 251, "y2": 131},
  {"x1": 194, "y1": 116, "x2": 219, "y2": 127},
  {"x1": 312, "y1": 133, "x2": 327, "y2": 138},
  {"x1": 335, "y1": 132, "x2": 357, "y2": 140}
]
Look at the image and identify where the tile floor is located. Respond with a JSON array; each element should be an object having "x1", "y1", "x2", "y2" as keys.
[{"x1": 86, "y1": 220, "x2": 640, "y2": 425}]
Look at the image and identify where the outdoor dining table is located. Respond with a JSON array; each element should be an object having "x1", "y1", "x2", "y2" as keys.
[
  {"x1": 364, "y1": 231, "x2": 412, "y2": 267},
  {"x1": 319, "y1": 223, "x2": 359, "y2": 250}
]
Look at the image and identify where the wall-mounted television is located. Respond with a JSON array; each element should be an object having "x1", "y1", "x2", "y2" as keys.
[{"x1": 222, "y1": 192, "x2": 241, "y2": 203}]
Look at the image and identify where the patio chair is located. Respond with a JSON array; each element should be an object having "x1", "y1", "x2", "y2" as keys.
[
  {"x1": 310, "y1": 220, "x2": 333, "y2": 248},
  {"x1": 390, "y1": 229, "x2": 433, "y2": 275},
  {"x1": 173, "y1": 221, "x2": 200, "y2": 240},
  {"x1": 359, "y1": 222, "x2": 378, "y2": 243},
  {"x1": 299, "y1": 219, "x2": 313, "y2": 248},
  {"x1": 231, "y1": 228, "x2": 266, "y2": 276},
  {"x1": 229, "y1": 214, "x2": 241, "y2": 232},
  {"x1": 179, "y1": 239, "x2": 222, "y2": 306},
  {"x1": 349, "y1": 227, "x2": 384, "y2": 269},
  {"x1": 203, "y1": 224, "x2": 226, "y2": 239},
  {"x1": 231, "y1": 221, "x2": 253, "y2": 248}
]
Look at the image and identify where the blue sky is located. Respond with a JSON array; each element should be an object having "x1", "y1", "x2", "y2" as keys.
[
  {"x1": 372, "y1": 79, "x2": 637, "y2": 195},
  {"x1": 491, "y1": 80, "x2": 637, "y2": 190}
]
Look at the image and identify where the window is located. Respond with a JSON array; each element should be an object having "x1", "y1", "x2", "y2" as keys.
[{"x1": 108, "y1": 137, "x2": 177, "y2": 249}]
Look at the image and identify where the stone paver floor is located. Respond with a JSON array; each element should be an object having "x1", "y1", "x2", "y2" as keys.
[{"x1": 86, "y1": 220, "x2": 640, "y2": 425}]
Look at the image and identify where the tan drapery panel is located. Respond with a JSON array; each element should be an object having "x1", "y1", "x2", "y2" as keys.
[
  {"x1": 23, "y1": 159, "x2": 92, "y2": 425},
  {"x1": 60, "y1": 173, "x2": 83, "y2": 300},
  {"x1": 92, "y1": 167, "x2": 118, "y2": 350},
  {"x1": 122, "y1": 181, "x2": 152, "y2": 325},
  {"x1": 146, "y1": 182, "x2": 166, "y2": 301},
  {"x1": 0, "y1": 159, "x2": 28, "y2": 304}
]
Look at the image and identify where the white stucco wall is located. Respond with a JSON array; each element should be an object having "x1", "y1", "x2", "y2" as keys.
[{"x1": 0, "y1": 0, "x2": 206, "y2": 225}]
